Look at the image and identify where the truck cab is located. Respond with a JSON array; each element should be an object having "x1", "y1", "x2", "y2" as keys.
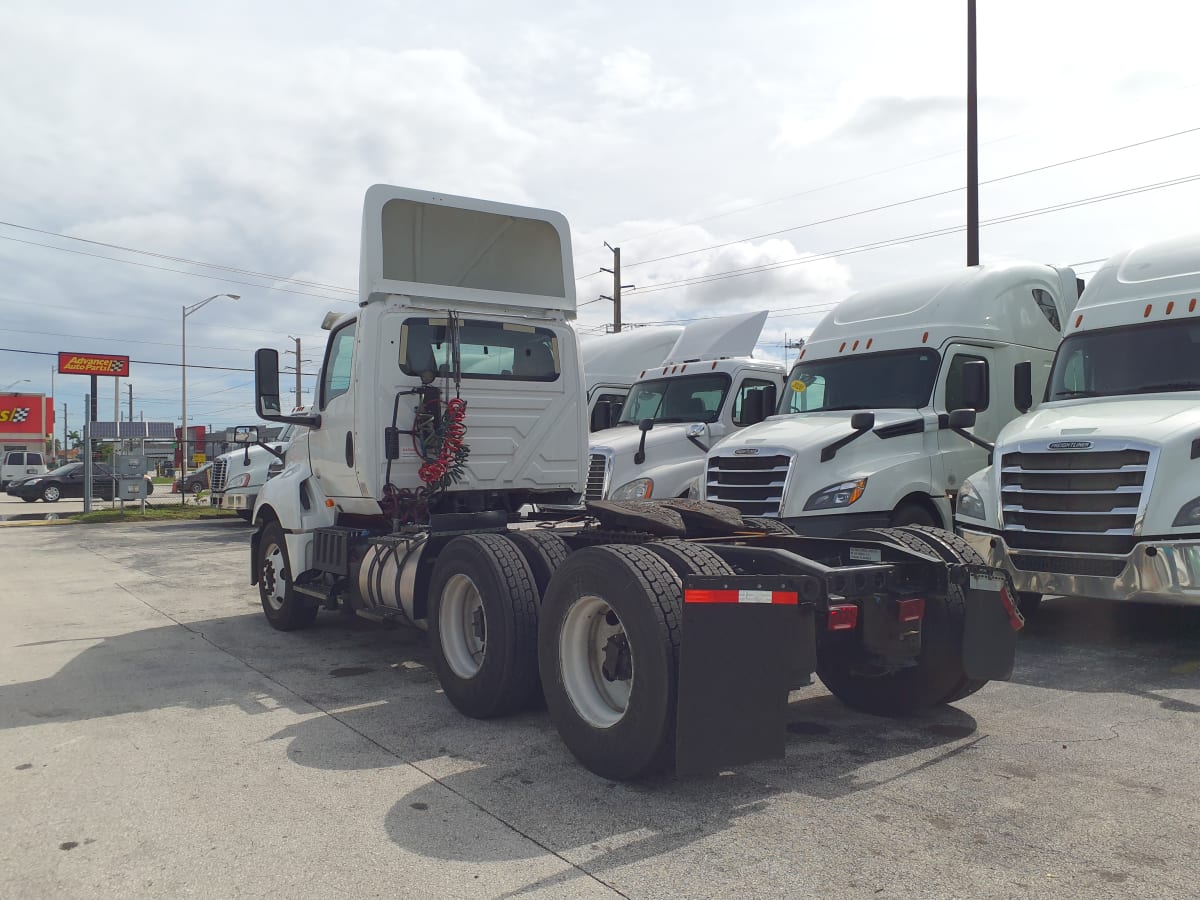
[
  {"x1": 578, "y1": 326, "x2": 683, "y2": 432},
  {"x1": 957, "y1": 234, "x2": 1200, "y2": 606},
  {"x1": 705, "y1": 262, "x2": 1080, "y2": 533},
  {"x1": 210, "y1": 422, "x2": 303, "y2": 521}
]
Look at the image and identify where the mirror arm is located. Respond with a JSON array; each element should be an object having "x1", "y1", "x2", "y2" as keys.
[
  {"x1": 819, "y1": 422, "x2": 873, "y2": 463},
  {"x1": 687, "y1": 435, "x2": 710, "y2": 454},
  {"x1": 952, "y1": 427, "x2": 994, "y2": 463}
]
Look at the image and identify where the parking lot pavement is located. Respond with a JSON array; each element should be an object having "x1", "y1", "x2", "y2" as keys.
[
  {"x1": 3, "y1": 524, "x2": 1200, "y2": 898},
  {"x1": 0, "y1": 490, "x2": 195, "y2": 523}
]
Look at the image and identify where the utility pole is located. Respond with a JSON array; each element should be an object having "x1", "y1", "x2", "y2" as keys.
[
  {"x1": 62, "y1": 402, "x2": 67, "y2": 459},
  {"x1": 284, "y1": 337, "x2": 306, "y2": 408},
  {"x1": 128, "y1": 383, "x2": 133, "y2": 422},
  {"x1": 600, "y1": 243, "x2": 635, "y2": 333},
  {"x1": 966, "y1": 0, "x2": 979, "y2": 266}
]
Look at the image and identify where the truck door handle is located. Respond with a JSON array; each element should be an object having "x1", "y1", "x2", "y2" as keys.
[{"x1": 345, "y1": 432, "x2": 354, "y2": 467}]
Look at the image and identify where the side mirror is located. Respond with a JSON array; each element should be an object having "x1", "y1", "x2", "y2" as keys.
[
  {"x1": 948, "y1": 408, "x2": 977, "y2": 429},
  {"x1": 742, "y1": 389, "x2": 767, "y2": 426},
  {"x1": 686, "y1": 422, "x2": 708, "y2": 439},
  {"x1": 233, "y1": 426, "x2": 259, "y2": 444},
  {"x1": 1013, "y1": 361, "x2": 1033, "y2": 414},
  {"x1": 959, "y1": 360, "x2": 988, "y2": 411},
  {"x1": 255, "y1": 349, "x2": 283, "y2": 418},
  {"x1": 639, "y1": 418, "x2": 655, "y2": 433},
  {"x1": 850, "y1": 411, "x2": 876, "y2": 431}
]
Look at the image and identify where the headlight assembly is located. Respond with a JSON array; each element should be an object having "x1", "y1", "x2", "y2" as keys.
[
  {"x1": 1173, "y1": 497, "x2": 1200, "y2": 528},
  {"x1": 804, "y1": 478, "x2": 867, "y2": 511},
  {"x1": 611, "y1": 478, "x2": 653, "y2": 500},
  {"x1": 956, "y1": 477, "x2": 986, "y2": 521}
]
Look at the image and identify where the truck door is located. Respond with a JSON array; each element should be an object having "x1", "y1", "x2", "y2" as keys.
[
  {"x1": 934, "y1": 346, "x2": 997, "y2": 494},
  {"x1": 729, "y1": 375, "x2": 779, "y2": 431},
  {"x1": 308, "y1": 318, "x2": 362, "y2": 500}
]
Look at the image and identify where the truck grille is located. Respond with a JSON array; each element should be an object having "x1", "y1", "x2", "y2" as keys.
[
  {"x1": 585, "y1": 453, "x2": 611, "y2": 500},
  {"x1": 211, "y1": 457, "x2": 229, "y2": 492},
  {"x1": 705, "y1": 452, "x2": 792, "y2": 517},
  {"x1": 1000, "y1": 443, "x2": 1152, "y2": 557}
]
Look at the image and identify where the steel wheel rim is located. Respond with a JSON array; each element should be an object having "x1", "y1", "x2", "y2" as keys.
[
  {"x1": 262, "y1": 541, "x2": 288, "y2": 611},
  {"x1": 43, "y1": 485, "x2": 60, "y2": 501},
  {"x1": 559, "y1": 594, "x2": 633, "y2": 728},
  {"x1": 440, "y1": 574, "x2": 486, "y2": 679}
]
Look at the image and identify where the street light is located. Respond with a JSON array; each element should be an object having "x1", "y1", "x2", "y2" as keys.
[
  {"x1": 2, "y1": 378, "x2": 30, "y2": 391},
  {"x1": 182, "y1": 293, "x2": 239, "y2": 498}
]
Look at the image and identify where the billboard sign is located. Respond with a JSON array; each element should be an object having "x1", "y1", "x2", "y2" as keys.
[
  {"x1": 0, "y1": 393, "x2": 46, "y2": 436},
  {"x1": 58, "y1": 352, "x2": 130, "y2": 376}
]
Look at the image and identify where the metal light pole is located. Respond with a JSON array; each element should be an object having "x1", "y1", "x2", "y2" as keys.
[
  {"x1": 966, "y1": 0, "x2": 979, "y2": 266},
  {"x1": 2, "y1": 378, "x2": 30, "y2": 391},
  {"x1": 182, "y1": 293, "x2": 239, "y2": 499}
]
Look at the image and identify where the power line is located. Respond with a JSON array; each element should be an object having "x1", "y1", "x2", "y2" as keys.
[
  {"x1": 626, "y1": 172, "x2": 1200, "y2": 297},
  {"x1": 622, "y1": 125, "x2": 1200, "y2": 272}
]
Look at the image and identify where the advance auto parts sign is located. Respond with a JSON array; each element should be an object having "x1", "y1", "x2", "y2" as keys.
[
  {"x1": 58, "y1": 352, "x2": 130, "y2": 376},
  {"x1": 0, "y1": 394, "x2": 45, "y2": 435}
]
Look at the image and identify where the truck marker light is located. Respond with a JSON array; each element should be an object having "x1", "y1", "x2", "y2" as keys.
[
  {"x1": 684, "y1": 588, "x2": 799, "y2": 605},
  {"x1": 896, "y1": 598, "x2": 925, "y2": 623},
  {"x1": 1075, "y1": 315, "x2": 1083, "y2": 327},
  {"x1": 711, "y1": 361, "x2": 718, "y2": 369},
  {"x1": 1144, "y1": 304, "x2": 1153, "y2": 318},
  {"x1": 798, "y1": 349, "x2": 806, "y2": 360},
  {"x1": 866, "y1": 338, "x2": 873, "y2": 349},
  {"x1": 852, "y1": 340, "x2": 859, "y2": 351},
  {"x1": 681, "y1": 364, "x2": 687, "y2": 372},
  {"x1": 325, "y1": 498, "x2": 335, "y2": 508},
  {"x1": 839, "y1": 342, "x2": 846, "y2": 353},
  {"x1": 921, "y1": 332, "x2": 929, "y2": 343},
  {"x1": 827, "y1": 604, "x2": 858, "y2": 631},
  {"x1": 1167, "y1": 301, "x2": 1175, "y2": 315},
  {"x1": 1191, "y1": 299, "x2": 1197, "y2": 313}
]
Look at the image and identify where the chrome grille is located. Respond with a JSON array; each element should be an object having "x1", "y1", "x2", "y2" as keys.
[
  {"x1": 705, "y1": 452, "x2": 792, "y2": 516},
  {"x1": 211, "y1": 457, "x2": 229, "y2": 492},
  {"x1": 585, "y1": 452, "x2": 611, "y2": 500},
  {"x1": 1000, "y1": 442, "x2": 1152, "y2": 557}
]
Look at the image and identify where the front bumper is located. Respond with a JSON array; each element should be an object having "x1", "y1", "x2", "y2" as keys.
[{"x1": 959, "y1": 527, "x2": 1200, "y2": 605}]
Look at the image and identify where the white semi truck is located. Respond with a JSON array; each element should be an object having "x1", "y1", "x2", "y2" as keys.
[
  {"x1": 587, "y1": 310, "x2": 786, "y2": 502},
  {"x1": 957, "y1": 234, "x2": 1200, "y2": 612},
  {"x1": 704, "y1": 262, "x2": 1081, "y2": 536},
  {"x1": 210, "y1": 422, "x2": 303, "y2": 521},
  {"x1": 241, "y1": 184, "x2": 1022, "y2": 780},
  {"x1": 578, "y1": 326, "x2": 683, "y2": 432}
]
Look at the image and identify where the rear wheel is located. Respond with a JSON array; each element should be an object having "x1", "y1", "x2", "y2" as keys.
[
  {"x1": 257, "y1": 522, "x2": 319, "y2": 631},
  {"x1": 506, "y1": 530, "x2": 570, "y2": 602},
  {"x1": 540, "y1": 545, "x2": 685, "y2": 780},
  {"x1": 428, "y1": 534, "x2": 541, "y2": 719},
  {"x1": 819, "y1": 525, "x2": 984, "y2": 713}
]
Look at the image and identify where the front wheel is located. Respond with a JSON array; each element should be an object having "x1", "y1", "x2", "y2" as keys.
[
  {"x1": 256, "y1": 522, "x2": 319, "y2": 631},
  {"x1": 427, "y1": 534, "x2": 541, "y2": 719},
  {"x1": 190, "y1": 482, "x2": 203, "y2": 495},
  {"x1": 540, "y1": 545, "x2": 685, "y2": 780},
  {"x1": 41, "y1": 484, "x2": 61, "y2": 503}
]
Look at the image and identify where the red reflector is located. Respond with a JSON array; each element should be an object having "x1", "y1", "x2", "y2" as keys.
[
  {"x1": 827, "y1": 604, "x2": 858, "y2": 631},
  {"x1": 686, "y1": 589, "x2": 740, "y2": 604},
  {"x1": 685, "y1": 589, "x2": 799, "y2": 605},
  {"x1": 897, "y1": 597, "x2": 925, "y2": 623},
  {"x1": 998, "y1": 585, "x2": 1025, "y2": 631}
]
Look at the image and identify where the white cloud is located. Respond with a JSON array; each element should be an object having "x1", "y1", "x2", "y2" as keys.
[{"x1": 594, "y1": 48, "x2": 694, "y2": 111}]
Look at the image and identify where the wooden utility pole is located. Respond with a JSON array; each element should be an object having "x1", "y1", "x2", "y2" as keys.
[
  {"x1": 966, "y1": 0, "x2": 979, "y2": 266},
  {"x1": 600, "y1": 243, "x2": 635, "y2": 333}
]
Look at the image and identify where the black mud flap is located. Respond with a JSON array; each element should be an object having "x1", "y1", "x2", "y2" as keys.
[
  {"x1": 960, "y1": 565, "x2": 1022, "y2": 682},
  {"x1": 675, "y1": 574, "x2": 818, "y2": 776}
]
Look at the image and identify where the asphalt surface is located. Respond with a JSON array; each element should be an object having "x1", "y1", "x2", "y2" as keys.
[{"x1": 3, "y1": 520, "x2": 1200, "y2": 898}]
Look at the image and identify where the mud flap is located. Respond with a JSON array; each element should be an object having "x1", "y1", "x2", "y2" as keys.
[
  {"x1": 961, "y1": 566, "x2": 1022, "y2": 682},
  {"x1": 675, "y1": 575, "x2": 817, "y2": 776}
]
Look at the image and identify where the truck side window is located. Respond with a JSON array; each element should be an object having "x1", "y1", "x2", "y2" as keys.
[
  {"x1": 321, "y1": 320, "x2": 357, "y2": 409},
  {"x1": 732, "y1": 379, "x2": 777, "y2": 425},
  {"x1": 1032, "y1": 288, "x2": 1061, "y2": 331},
  {"x1": 944, "y1": 354, "x2": 990, "y2": 412}
]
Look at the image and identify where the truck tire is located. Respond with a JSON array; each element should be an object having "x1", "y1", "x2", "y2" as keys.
[
  {"x1": 643, "y1": 538, "x2": 734, "y2": 578},
  {"x1": 257, "y1": 522, "x2": 320, "y2": 631},
  {"x1": 539, "y1": 545, "x2": 684, "y2": 780},
  {"x1": 889, "y1": 501, "x2": 940, "y2": 528},
  {"x1": 741, "y1": 516, "x2": 795, "y2": 535},
  {"x1": 506, "y1": 530, "x2": 571, "y2": 602},
  {"x1": 819, "y1": 525, "x2": 984, "y2": 713},
  {"x1": 427, "y1": 534, "x2": 541, "y2": 719}
]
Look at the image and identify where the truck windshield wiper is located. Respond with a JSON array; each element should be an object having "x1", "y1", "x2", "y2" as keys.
[
  {"x1": 1051, "y1": 389, "x2": 1103, "y2": 398},
  {"x1": 1126, "y1": 382, "x2": 1200, "y2": 394}
]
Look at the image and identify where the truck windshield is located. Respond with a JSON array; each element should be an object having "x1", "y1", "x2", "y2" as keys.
[
  {"x1": 1047, "y1": 318, "x2": 1200, "y2": 400},
  {"x1": 782, "y1": 348, "x2": 940, "y2": 413},
  {"x1": 618, "y1": 372, "x2": 731, "y2": 425}
]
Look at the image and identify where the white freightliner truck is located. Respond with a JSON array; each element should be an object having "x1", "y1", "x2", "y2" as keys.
[
  {"x1": 587, "y1": 310, "x2": 786, "y2": 502},
  {"x1": 957, "y1": 234, "x2": 1200, "y2": 611},
  {"x1": 704, "y1": 262, "x2": 1082, "y2": 536},
  {"x1": 242, "y1": 184, "x2": 1023, "y2": 780},
  {"x1": 210, "y1": 422, "x2": 303, "y2": 521},
  {"x1": 578, "y1": 326, "x2": 683, "y2": 432}
]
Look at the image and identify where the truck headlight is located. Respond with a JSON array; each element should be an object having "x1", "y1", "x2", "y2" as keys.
[
  {"x1": 686, "y1": 479, "x2": 700, "y2": 500},
  {"x1": 227, "y1": 473, "x2": 253, "y2": 489},
  {"x1": 611, "y1": 478, "x2": 653, "y2": 500},
  {"x1": 956, "y1": 477, "x2": 986, "y2": 521},
  {"x1": 1173, "y1": 497, "x2": 1200, "y2": 527},
  {"x1": 804, "y1": 478, "x2": 867, "y2": 511}
]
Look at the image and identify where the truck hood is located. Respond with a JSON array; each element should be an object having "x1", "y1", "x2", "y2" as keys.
[
  {"x1": 998, "y1": 396, "x2": 1200, "y2": 447},
  {"x1": 715, "y1": 409, "x2": 929, "y2": 461},
  {"x1": 592, "y1": 422, "x2": 707, "y2": 458}
]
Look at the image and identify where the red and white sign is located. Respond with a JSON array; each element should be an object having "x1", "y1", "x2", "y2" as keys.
[
  {"x1": 0, "y1": 393, "x2": 49, "y2": 437},
  {"x1": 57, "y1": 352, "x2": 130, "y2": 376}
]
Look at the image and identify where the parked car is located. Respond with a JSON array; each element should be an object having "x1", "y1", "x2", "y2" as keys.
[
  {"x1": 174, "y1": 461, "x2": 212, "y2": 495},
  {"x1": 5, "y1": 462, "x2": 155, "y2": 503}
]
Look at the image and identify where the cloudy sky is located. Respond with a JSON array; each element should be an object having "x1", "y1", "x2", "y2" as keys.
[{"x1": 3, "y1": 1, "x2": 1199, "y2": 437}]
